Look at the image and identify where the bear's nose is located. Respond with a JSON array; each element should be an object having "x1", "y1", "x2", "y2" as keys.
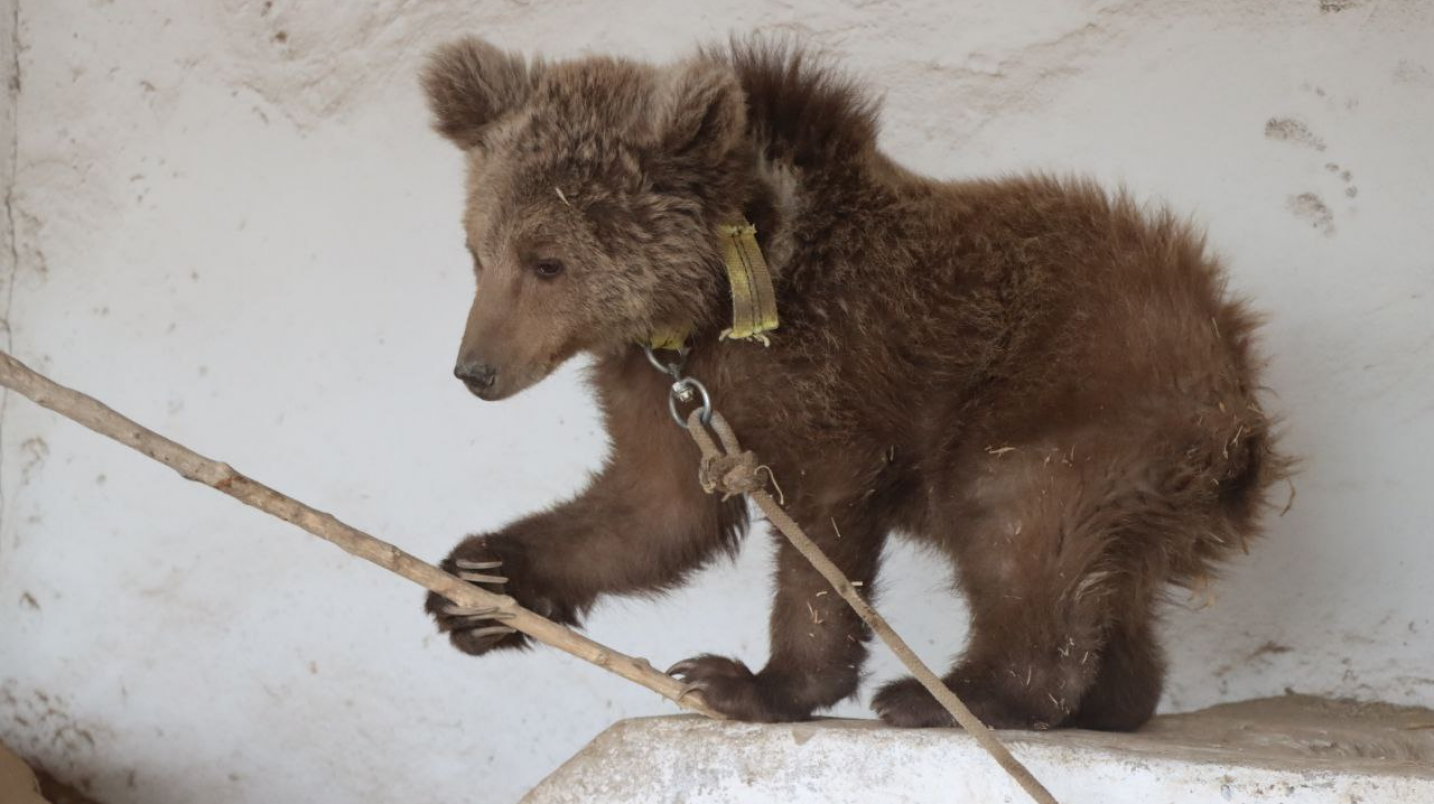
[{"x1": 454, "y1": 361, "x2": 497, "y2": 390}]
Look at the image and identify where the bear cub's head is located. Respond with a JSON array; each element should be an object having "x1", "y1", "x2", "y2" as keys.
[{"x1": 424, "y1": 37, "x2": 750, "y2": 401}]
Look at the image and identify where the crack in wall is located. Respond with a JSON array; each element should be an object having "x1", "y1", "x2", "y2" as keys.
[{"x1": 1, "y1": 0, "x2": 22, "y2": 554}]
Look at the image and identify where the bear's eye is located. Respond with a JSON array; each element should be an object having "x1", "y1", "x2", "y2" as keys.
[{"x1": 532, "y1": 258, "x2": 566, "y2": 279}]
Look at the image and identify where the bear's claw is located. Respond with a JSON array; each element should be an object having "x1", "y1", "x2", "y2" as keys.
[
  {"x1": 454, "y1": 559, "x2": 504, "y2": 570},
  {"x1": 439, "y1": 604, "x2": 514, "y2": 620},
  {"x1": 427, "y1": 541, "x2": 530, "y2": 656},
  {"x1": 456, "y1": 571, "x2": 509, "y2": 584},
  {"x1": 663, "y1": 654, "x2": 810, "y2": 722},
  {"x1": 459, "y1": 625, "x2": 517, "y2": 639},
  {"x1": 454, "y1": 558, "x2": 508, "y2": 585},
  {"x1": 666, "y1": 658, "x2": 703, "y2": 678}
]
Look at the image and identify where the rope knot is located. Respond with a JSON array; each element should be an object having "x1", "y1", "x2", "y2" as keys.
[{"x1": 698, "y1": 450, "x2": 765, "y2": 500}]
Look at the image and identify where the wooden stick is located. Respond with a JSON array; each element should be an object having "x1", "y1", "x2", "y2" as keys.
[{"x1": 0, "y1": 349, "x2": 721, "y2": 719}]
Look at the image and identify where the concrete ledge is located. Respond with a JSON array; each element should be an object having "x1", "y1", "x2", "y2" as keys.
[{"x1": 523, "y1": 696, "x2": 1434, "y2": 803}]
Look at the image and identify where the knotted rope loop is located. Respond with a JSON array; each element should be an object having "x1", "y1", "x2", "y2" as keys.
[{"x1": 688, "y1": 409, "x2": 766, "y2": 500}]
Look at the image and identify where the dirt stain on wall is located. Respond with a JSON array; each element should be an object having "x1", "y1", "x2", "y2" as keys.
[
  {"x1": 0, "y1": 682, "x2": 119, "y2": 800},
  {"x1": 1287, "y1": 192, "x2": 1335, "y2": 235},
  {"x1": 1265, "y1": 117, "x2": 1326, "y2": 151}
]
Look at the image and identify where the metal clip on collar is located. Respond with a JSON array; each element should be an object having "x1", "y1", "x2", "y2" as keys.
[{"x1": 643, "y1": 344, "x2": 712, "y2": 429}]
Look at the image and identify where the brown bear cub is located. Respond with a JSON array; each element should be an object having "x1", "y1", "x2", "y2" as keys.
[{"x1": 421, "y1": 37, "x2": 1285, "y2": 731}]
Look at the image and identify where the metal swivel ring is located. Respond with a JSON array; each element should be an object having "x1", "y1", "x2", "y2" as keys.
[{"x1": 668, "y1": 377, "x2": 712, "y2": 428}]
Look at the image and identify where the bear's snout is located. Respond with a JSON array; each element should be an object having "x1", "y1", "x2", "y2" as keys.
[{"x1": 454, "y1": 360, "x2": 498, "y2": 398}]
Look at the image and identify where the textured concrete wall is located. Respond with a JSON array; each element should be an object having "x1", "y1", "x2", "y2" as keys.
[
  {"x1": 1, "y1": 0, "x2": 16, "y2": 359},
  {"x1": 0, "y1": 2, "x2": 1431, "y2": 803}
]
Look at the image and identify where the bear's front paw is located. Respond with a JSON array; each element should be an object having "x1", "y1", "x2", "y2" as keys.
[
  {"x1": 667, "y1": 655, "x2": 811, "y2": 723},
  {"x1": 426, "y1": 536, "x2": 531, "y2": 657}
]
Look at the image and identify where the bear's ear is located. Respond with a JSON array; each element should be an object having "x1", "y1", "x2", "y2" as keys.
[
  {"x1": 655, "y1": 60, "x2": 746, "y2": 164},
  {"x1": 422, "y1": 37, "x2": 540, "y2": 150}
]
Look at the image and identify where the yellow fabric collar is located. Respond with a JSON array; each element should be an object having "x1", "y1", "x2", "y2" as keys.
[{"x1": 648, "y1": 222, "x2": 779, "y2": 350}]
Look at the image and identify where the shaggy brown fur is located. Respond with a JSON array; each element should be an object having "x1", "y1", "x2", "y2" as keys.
[{"x1": 420, "y1": 37, "x2": 1286, "y2": 731}]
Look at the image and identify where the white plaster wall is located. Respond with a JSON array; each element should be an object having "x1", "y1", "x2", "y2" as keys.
[
  {"x1": 0, "y1": 1, "x2": 1430, "y2": 802},
  {"x1": 1, "y1": 0, "x2": 15, "y2": 365}
]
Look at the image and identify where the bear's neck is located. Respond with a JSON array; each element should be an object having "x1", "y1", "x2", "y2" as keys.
[
  {"x1": 693, "y1": 143, "x2": 822, "y2": 336},
  {"x1": 736, "y1": 150, "x2": 803, "y2": 279},
  {"x1": 740, "y1": 174, "x2": 782, "y2": 268}
]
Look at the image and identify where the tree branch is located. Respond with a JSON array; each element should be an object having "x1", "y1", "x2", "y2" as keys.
[{"x1": 0, "y1": 349, "x2": 720, "y2": 719}]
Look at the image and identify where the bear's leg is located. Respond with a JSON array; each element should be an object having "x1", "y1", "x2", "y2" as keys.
[
  {"x1": 870, "y1": 583, "x2": 1107, "y2": 730},
  {"x1": 427, "y1": 394, "x2": 751, "y2": 657},
  {"x1": 873, "y1": 579, "x2": 1166, "y2": 730},
  {"x1": 428, "y1": 485, "x2": 748, "y2": 656},
  {"x1": 1069, "y1": 602, "x2": 1165, "y2": 731},
  {"x1": 873, "y1": 453, "x2": 1169, "y2": 730},
  {"x1": 669, "y1": 521, "x2": 888, "y2": 722}
]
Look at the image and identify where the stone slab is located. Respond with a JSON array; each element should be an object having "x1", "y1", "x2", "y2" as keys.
[{"x1": 523, "y1": 696, "x2": 1434, "y2": 803}]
